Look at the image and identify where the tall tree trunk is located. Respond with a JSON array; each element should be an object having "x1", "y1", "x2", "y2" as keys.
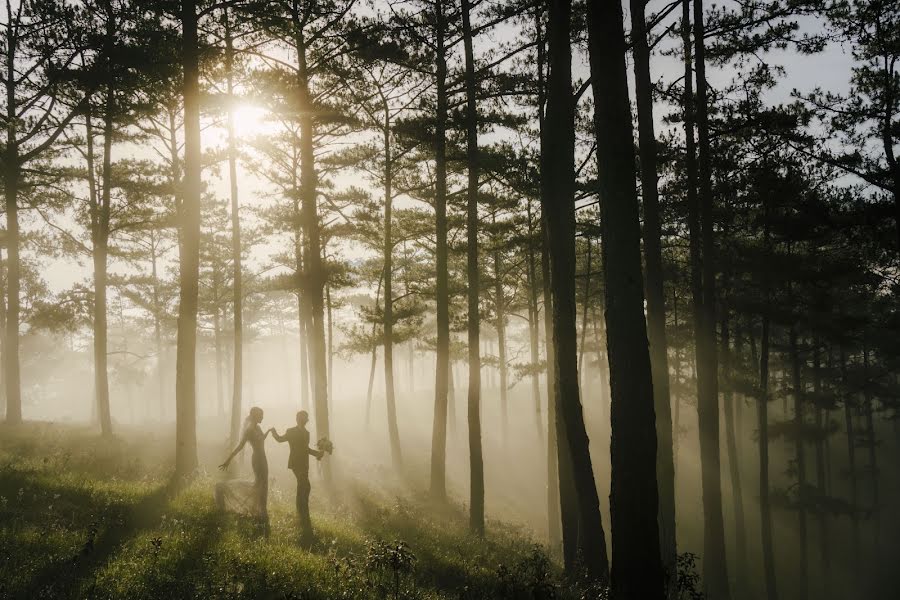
[
  {"x1": 721, "y1": 304, "x2": 747, "y2": 587},
  {"x1": 326, "y1": 280, "x2": 334, "y2": 406},
  {"x1": 0, "y1": 249, "x2": 7, "y2": 418},
  {"x1": 87, "y1": 104, "x2": 112, "y2": 436},
  {"x1": 672, "y1": 288, "x2": 681, "y2": 469},
  {"x1": 492, "y1": 215, "x2": 508, "y2": 443},
  {"x1": 630, "y1": 0, "x2": 676, "y2": 583},
  {"x1": 535, "y1": 4, "x2": 562, "y2": 554},
  {"x1": 812, "y1": 340, "x2": 830, "y2": 593},
  {"x1": 3, "y1": 19, "x2": 21, "y2": 425},
  {"x1": 841, "y1": 347, "x2": 860, "y2": 584},
  {"x1": 151, "y1": 233, "x2": 165, "y2": 420},
  {"x1": 293, "y1": 8, "x2": 330, "y2": 477},
  {"x1": 546, "y1": 0, "x2": 608, "y2": 579},
  {"x1": 365, "y1": 274, "x2": 382, "y2": 429},
  {"x1": 542, "y1": 216, "x2": 566, "y2": 558},
  {"x1": 789, "y1": 325, "x2": 808, "y2": 600},
  {"x1": 759, "y1": 196, "x2": 778, "y2": 599},
  {"x1": 429, "y1": 0, "x2": 451, "y2": 501},
  {"x1": 587, "y1": 0, "x2": 663, "y2": 594},
  {"x1": 224, "y1": 9, "x2": 244, "y2": 448},
  {"x1": 214, "y1": 301, "x2": 225, "y2": 418},
  {"x1": 462, "y1": 0, "x2": 485, "y2": 533},
  {"x1": 175, "y1": 0, "x2": 201, "y2": 476},
  {"x1": 691, "y1": 0, "x2": 729, "y2": 594},
  {"x1": 577, "y1": 236, "x2": 591, "y2": 396},
  {"x1": 382, "y1": 109, "x2": 402, "y2": 469},
  {"x1": 862, "y1": 344, "x2": 879, "y2": 554},
  {"x1": 526, "y1": 200, "x2": 542, "y2": 439}
]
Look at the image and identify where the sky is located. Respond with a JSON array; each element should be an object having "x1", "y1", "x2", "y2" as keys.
[{"x1": 32, "y1": 0, "x2": 858, "y2": 295}]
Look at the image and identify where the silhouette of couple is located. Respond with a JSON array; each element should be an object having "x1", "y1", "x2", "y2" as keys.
[{"x1": 217, "y1": 407, "x2": 328, "y2": 544}]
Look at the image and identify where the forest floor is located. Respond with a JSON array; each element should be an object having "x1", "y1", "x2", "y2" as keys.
[{"x1": 0, "y1": 422, "x2": 601, "y2": 600}]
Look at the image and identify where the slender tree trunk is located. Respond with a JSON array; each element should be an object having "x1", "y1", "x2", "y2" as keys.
[
  {"x1": 789, "y1": 325, "x2": 808, "y2": 600},
  {"x1": 326, "y1": 281, "x2": 334, "y2": 406},
  {"x1": 293, "y1": 10, "x2": 330, "y2": 478},
  {"x1": 812, "y1": 340, "x2": 830, "y2": 594},
  {"x1": 175, "y1": 0, "x2": 201, "y2": 476},
  {"x1": 366, "y1": 273, "x2": 383, "y2": 429},
  {"x1": 224, "y1": 9, "x2": 244, "y2": 448},
  {"x1": 535, "y1": 4, "x2": 562, "y2": 555},
  {"x1": 546, "y1": 0, "x2": 608, "y2": 579},
  {"x1": 690, "y1": 0, "x2": 729, "y2": 594},
  {"x1": 526, "y1": 200, "x2": 542, "y2": 439},
  {"x1": 759, "y1": 198, "x2": 778, "y2": 600},
  {"x1": 577, "y1": 236, "x2": 591, "y2": 396},
  {"x1": 382, "y1": 110, "x2": 402, "y2": 469},
  {"x1": 429, "y1": 0, "x2": 451, "y2": 501},
  {"x1": 721, "y1": 307, "x2": 747, "y2": 587},
  {"x1": 87, "y1": 105, "x2": 113, "y2": 436},
  {"x1": 841, "y1": 347, "x2": 860, "y2": 584},
  {"x1": 672, "y1": 288, "x2": 681, "y2": 468},
  {"x1": 151, "y1": 235, "x2": 165, "y2": 420},
  {"x1": 214, "y1": 301, "x2": 225, "y2": 418},
  {"x1": 3, "y1": 19, "x2": 21, "y2": 425},
  {"x1": 862, "y1": 344, "x2": 879, "y2": 553},
  {"x1": 462, "y1": 0, "x2": 485, "y2": 533},
  {"x1": 492, "y1": 215, "x2": 508, "y2": 444},
  {"x1": 542, "y1": 216, "x2": 565, "y2": 558},
  {"x1": 0, "y1": 249, "x2": 6, "y2": 418},
  {"x1": 630, "y1": 0, "x2": 676, "y2": 583},
  {"x1": 587, "y1": 0, "x2": 663, "y2": 593}
]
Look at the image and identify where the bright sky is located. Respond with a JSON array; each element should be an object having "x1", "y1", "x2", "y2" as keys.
[{"x1": 36, "y1": 1, "x2": 856, "y2": 294}]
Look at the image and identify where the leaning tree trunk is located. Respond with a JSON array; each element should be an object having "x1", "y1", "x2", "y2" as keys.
[
  {"x1": 545, "y1": 0, "x2": 608, "y2": 579},
  {"x1": 429, "y1": 0, "x2": 451, "y2": 501},
  {"x1": 461, "y1": 0, "x2": 485, "y2": 534},
  {"x1": 587, "y1": 0, "x2": 663, "y2": 595},
  {"x1": 630, "y1": 0, "x2": 676, "y2": 583},
  {"x1": 175, "y1": 0, "x2": 202, "y2": 477}
]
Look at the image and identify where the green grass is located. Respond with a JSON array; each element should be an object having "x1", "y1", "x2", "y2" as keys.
[{"x1": 0, "y1": 423, "x2": 596, "y2": 599}]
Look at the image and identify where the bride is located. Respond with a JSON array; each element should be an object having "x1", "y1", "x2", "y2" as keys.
[{"x1": 217, "y1": 406, "x2": 271, "y2": 534}]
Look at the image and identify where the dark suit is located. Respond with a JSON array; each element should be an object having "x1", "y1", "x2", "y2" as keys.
[{"x1": 273, "y1": 425, "x2": 322, "y2": 538}]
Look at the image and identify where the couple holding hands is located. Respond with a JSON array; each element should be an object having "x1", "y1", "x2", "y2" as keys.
[{"x1": 217, "y1": 407, "x2": 332, "y2": 543}]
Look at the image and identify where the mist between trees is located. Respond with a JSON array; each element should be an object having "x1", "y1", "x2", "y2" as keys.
[{"x1": 1, "y1": 0, "x2": 898, "y2": 599}]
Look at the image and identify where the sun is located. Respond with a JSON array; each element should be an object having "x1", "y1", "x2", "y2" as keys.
[{"x1": 231, "y1": 103, "x2": 269, "y2": 140}]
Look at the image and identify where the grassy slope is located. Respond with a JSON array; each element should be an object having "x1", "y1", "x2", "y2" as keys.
[{"x1": 0, "y1": 423, "x2": 589, "y2": 600}]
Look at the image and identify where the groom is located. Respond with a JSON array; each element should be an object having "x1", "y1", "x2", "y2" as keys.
[{"x1": 271, "y1": 410, "x2": 324, "y2": 544}]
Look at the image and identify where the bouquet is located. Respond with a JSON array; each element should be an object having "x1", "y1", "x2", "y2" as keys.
[{"x1": 316, "y1": 437, "x2": 335, "y2": 455}]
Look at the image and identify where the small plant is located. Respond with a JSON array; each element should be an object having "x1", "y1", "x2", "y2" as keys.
[
  {"x1": 365, "y1": 539, "x2": 416, "y2": 599},
  {"x1": 149, "y1": 536, "x2": 163, "y2": 560},
  {"x1": 675, "y1": 553, "x2": 705, "y2": 600}
]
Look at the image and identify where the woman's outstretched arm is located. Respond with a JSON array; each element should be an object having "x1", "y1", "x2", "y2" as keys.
[{"x1": 219, "y1": 431, "x2": 247, "y2": 469}]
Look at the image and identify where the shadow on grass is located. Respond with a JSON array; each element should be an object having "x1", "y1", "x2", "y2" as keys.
[{"x1": 22, "y1": 476, "x2": 178, "y2": 598}]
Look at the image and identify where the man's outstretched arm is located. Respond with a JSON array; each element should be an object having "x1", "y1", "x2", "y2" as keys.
[{"x1": 270, "y1": 429, "x2": 287, "y2": 443}]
